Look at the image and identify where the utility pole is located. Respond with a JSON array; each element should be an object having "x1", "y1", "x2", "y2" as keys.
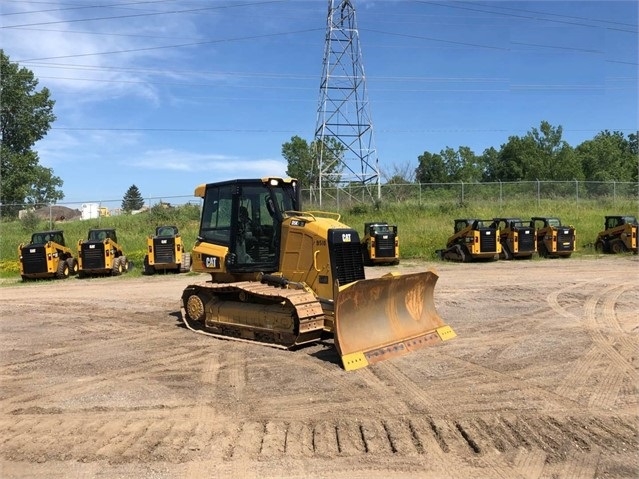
[{"x1": 313, "y1": 0, "x2": 381, "y2": 207}]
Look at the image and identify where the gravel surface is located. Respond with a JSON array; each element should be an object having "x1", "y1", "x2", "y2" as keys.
[{"x1": 1, "y1": 255, "x2": 638, "y2": 478}]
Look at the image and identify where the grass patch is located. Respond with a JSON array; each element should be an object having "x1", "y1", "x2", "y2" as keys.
[{"x1": 1, "y1": 198, "x2": 637, "y2": 278}]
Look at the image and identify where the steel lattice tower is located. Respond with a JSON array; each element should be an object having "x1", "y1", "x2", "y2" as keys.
[{"x1": 313, "y1": 0, "x2": 380, "y2": 206}]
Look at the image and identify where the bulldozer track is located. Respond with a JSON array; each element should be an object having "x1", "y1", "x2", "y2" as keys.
[{"x1": 181, "y1": 280, "x2": 325, "y2": 348}]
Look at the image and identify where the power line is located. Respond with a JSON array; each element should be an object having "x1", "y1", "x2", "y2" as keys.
[
  {"x1": 0, "y1": 0, "x2": 178, "y2": 17},
  {"x1": 465, "y1": 0, "x2": 638, "y2": 29},
  {"x1": 1, "y1": 1, "x2": 286, "y2": 28},
  {"x1": 15, "y1": 28, "x2": 322, "y2": 62},
  {"x1": 418, "y1": 0, "x2": 638, "y2": 33}
]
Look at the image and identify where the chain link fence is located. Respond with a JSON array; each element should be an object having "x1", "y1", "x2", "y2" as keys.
[
  {"x1": 2, "y1": 181, "x2": 637, "y2": 224},
  {"x1": 302, "y1": 180, "x2": 639, "y2": 210}
]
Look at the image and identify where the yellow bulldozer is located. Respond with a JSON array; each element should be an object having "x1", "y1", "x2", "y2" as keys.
[
  {"x1": 18, "y1": 230, "x2": 78, "y2": 280},
  {"x1": 143, "y1": 225, "x2": 191, "y2": 274},
  {"x1": 180, "y1": 177, "x2": 455, "y2": 371},
  {"x1": 594, "y1": 215, "x2": 638, "y2": 254}
]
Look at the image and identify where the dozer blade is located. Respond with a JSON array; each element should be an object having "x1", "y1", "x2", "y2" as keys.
[{"x1": 334, "y1": 270, "x2": 456, "y2": 371}]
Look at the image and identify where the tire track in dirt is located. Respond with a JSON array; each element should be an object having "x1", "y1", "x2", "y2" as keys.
[
  {"x1": 546, "y1": 280, "x2": 593, "y2": 320},
  {"x1": 365, "y1": 362, "x2": 448, "y2": 416},
  {"x1": 601, "y1": 283, "x2": 639, "y2": 357},
  {"x1": 1, "y1": 325, "x2": 181, "y2": 372},
  {"x1": 513, "y1": 448, "x2": 547, "y2": 479},
  {"x1": 440, "y1": 354, "x2": 582, "y2": 411},
  {"x1": 548, "y1": 279, "x2": 638, "y2": 409},
  {"x1": 584, "y1": 283, "x2": 638, "y2": 381},
  {"x1": 182, "y1": 348, "x2": 242, "y2": 478},
  {"x1": 1, "y1": 345, "x2": 211, "y2": 411},
  {"x1": 1, "y1": 412, "x2": 635, "y2": 466},
  {"x1": 587, "y1": 367, "x2": 625, "y2": 410},
  {"x1": 554, "y1": 346, "x2": 600, "y2": 401},
  {"x1": 558, "y1": 450, "x2": 601, "y2": 479}
]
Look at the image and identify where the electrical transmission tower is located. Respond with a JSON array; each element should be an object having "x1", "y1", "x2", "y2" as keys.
[{"x1": 313, "y1": 0, "x2": 380, "y2": 206}]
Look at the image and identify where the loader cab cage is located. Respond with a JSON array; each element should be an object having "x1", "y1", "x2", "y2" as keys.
[
  {"x1": 156, "y1": 226, "x2": 178, "y2": 237},
  {"x1": 365, "y1": 223, "x2": 396, "y2": 235},
  {"x1": 455, "y1": 219, "x2": 491, "y2": 232},
  {"x1": 491, "y1": 218, "x2": 525, "y2": 230},
  {"x1": 532, "y1": 217, "x2": 562, "y2": 229},
  {"x1": 198, "y1": 178, "x2": 300, "y2": 272},
  {"x1": 31, "y1": 231, "x2": 65, "y2": 246},
  {"x1": 88, "y1": 229, "x2": 117, "y2": 243},
  {"x1": 605, "y1": 216, "x2": 638, "y2": 230}
]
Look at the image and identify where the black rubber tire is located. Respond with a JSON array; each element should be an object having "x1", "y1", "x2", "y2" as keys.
[
  {"x1": 594, "y1": 240, "x2": 605, "y2": 253},
  {"x1": 143, "y1": 255, "x2": 155, "y2": 275},
  {"x1": 66, "y1": 257, "x2": 78, "y2": 275},
  {"x1": 611, "y1": 240, "x2": 626, "y2": 254},
  {"x1": 538, "y1": 242, "x2": 548, "y2": 258},
  {"x1": 56, "y1": 259, "x2": 70, "y2": 279},
  {"x1": 112, "y1": 257, "x2": 122, "y2": 276},
  {"x1": 120, "y1": 255, "x2": 128, "y2": 273}
]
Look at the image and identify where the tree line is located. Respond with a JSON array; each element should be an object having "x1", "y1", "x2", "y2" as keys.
[
  {"x1": 412, "y1": 122, "x2": 637, "y2": 185},
  {"x1": 284, "y1": 122, "x2": 637, "y2": 190}
]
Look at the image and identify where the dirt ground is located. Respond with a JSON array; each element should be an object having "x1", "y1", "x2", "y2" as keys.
[{"x1": 1, "y1": 255, "x2": 638, "y2": 479}]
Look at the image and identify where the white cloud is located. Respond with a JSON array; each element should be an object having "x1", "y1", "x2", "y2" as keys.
[{"x1": 130, "y1": 149, "x2": 287, "y2": 176}]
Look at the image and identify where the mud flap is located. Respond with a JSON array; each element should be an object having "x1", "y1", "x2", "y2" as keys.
[{"x1": 334, "y1": 270, "x2": 455, "y2": 371}]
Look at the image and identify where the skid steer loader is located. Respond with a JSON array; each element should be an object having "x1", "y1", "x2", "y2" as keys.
[
  {"x1": 77, "y1": 228, "x2": 130, "y2": 277},
  {"x1": 532, "y1": 217, "x2": 576, "y2": 258},
  {"x1": 180, "y1": 177, "x2": 455, "y2": 371},
  {"x1": 491, "y1": 217, "x2": 536, "y2": 259},
  {"x1": 594, "y1": 215, "x2": 638, "y2": 254},
  {"x1": 143, "y1": 225, "x2": 191, "y2": 274},
  {"x1": 437, "y1": 219, "x2": 500, "y2": 262},
  {"x1": 18, "y1": 230, "x2": 78, "y2": 280},
  {"x1": 361, "y1": 222, "x2": 399, "y2": 265}
]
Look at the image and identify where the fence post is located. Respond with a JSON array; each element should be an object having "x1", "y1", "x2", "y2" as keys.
[
  {"x1": 461, "y1": 181, "x2": 464, "y2": 204},
  {"x1": 536, "y1": 179, "x2": 540, "y2": 207},
  {"x1": 612, "y1": 180, "x2": 616, "y2": 203},
  {"x1": 499, "y1": 180, "x2": 502, "y2": 209},
  {"x1": 575, "y1": 179, "x2": 579, "y2": 203}
]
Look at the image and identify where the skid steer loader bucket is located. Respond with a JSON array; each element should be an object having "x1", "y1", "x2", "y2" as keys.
[{"x1": 334, "y1": 270, "x2": 456, "y2": 371}]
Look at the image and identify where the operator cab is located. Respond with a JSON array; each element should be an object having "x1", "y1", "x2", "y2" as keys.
[{"x1": 197, "y1": 177, "x2": 300, "y2": 272}]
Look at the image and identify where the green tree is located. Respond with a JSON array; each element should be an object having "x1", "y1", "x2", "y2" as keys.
[
  {"x1": 0, "y1": 50, "x2": 61, "y2": 217},
  {"x1": 415, "y1": 151, "x2": 447, "y2": 184},
  {"x1": 122, "y1": 184, "x2": 144, "y2": 212},
  {"x1": 576, "y1": 130, "x2": 637, "y2": 182},
  {"x1": 440, "y1": 146, "x2": 483, "y2": 182},
  {"x1": 282, "y1": 136, "x2": 343, "y2": 190},
  {"x1": 486, "y1": 121, "x2": 583, "y2": 181},
  {"x1": 479, "y1": 146, "x2": 500, "y2": 182},
  {"x1": 415, "y1": 147, "x2": 482, "y2": 183}
]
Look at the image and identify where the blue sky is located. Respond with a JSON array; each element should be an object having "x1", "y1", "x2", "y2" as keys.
[{"x1": 2, "y1": 0, "x2": 637, "y2": 206}]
